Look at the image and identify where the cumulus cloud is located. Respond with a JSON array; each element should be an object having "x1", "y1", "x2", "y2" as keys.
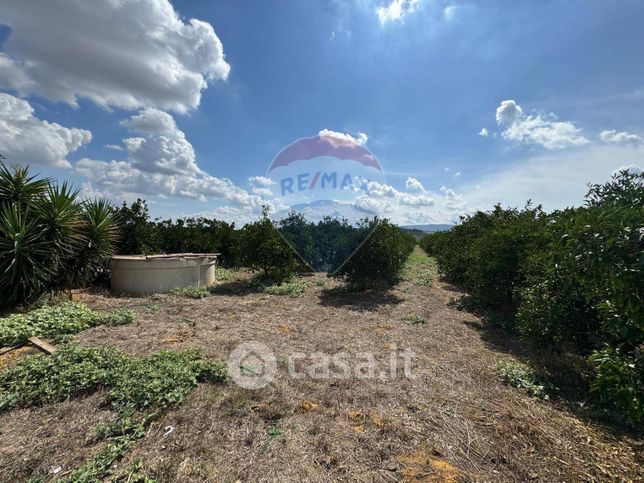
[
  {"x1": 76, "y1": 157, "x2": 260, "y2": 206},
  {"x1": 599, "y1": 129, "x2": 643, "y2": 146},
  {"x1": 0, "y1": 93, "x2": 91, "y2": 168},
  {"x1": 120, "y1": 108, "x2": 199, "y2": 175},
  {"x1": 75, "y1": 109, "x2": 264, "y2": 208},
  {"x1": 495, "y1": 100, "x2": 588, "y2": 150},
  {"x1": 0, "y1": 0, "x2": 230, "y2": 113},
  {"x1": 478, "y1": 128, "x2": 489, "y2": 137},
  {"x1": 248, "y1": 176, "x2": 277, "y2": 187},
  {"x1": 376, "y1": 0, "x2": 420, "y2": 24},
  {"x1": 347, "y1": 178, "x2": 469, "y2": 225},
  {"x1": 405, "y1": 177, "x2": 424, "y2": 191},
  {"x1": 318, "y1": 128, "x2": 368, "y2": 146}
]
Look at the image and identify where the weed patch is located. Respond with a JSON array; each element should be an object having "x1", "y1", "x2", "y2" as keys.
[
  {"x1": 0, "y1": 303, "x2": 135, "y2": 347},
  {"x1": 0, "y1": 344, "x2": 226, "y2": 481},
  {"x1": 172, "y1": 285, "x2": 210, "y2": 299},
  {"x1": 403, "y1": 314, "x2": 428, "y2": 326},
  {"x1": 261, "y1": 279, "x2": 308, "y2": 297},
  {"x1": 497, "y1": 360, "x2": 551, "y2": 399}
]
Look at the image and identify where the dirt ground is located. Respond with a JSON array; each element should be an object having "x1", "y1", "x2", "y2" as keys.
[{"x1": 1, "y1": 260, "x2": 642, "y2": 482}]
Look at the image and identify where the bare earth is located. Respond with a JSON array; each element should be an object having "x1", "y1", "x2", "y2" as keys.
[{"x1": 1, "y1": 264, "x2": 642, "y2": 481}]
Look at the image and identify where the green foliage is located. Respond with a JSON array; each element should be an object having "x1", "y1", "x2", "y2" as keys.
[
  {"x1": 114, "y1": 199, "x2": 240, "y2": 266},
  {"x1": 0, "y1": 344, "x2": 226, "y2": 481},
  {"x1": 497, "y1": 360, "x2": 550, "y2": 399},
  {"x1": 335, "y1": 218, "x2": 415, "y2": 288},
  {"x1": 0, "y1": 345, "x2": 127, "y2": 409},
  {"x1": 172, "y1": 284, "x2": 210, "y2": 299},
  {"x1": 422, "y1": 203, "x2": 547, "y2": 308},
  {"x1": 428, "y1": 171, "x2": 643, "y2": 426},
  {"x1": 0, "y1": 163, "x2": 118, "y2": 307},
  {"x1": 216, "y1": 267, "x2": 236, "y2": 281},
  {"x1": 278, "y1": 212, "x2": 360, "y2": 272},
  {"x1": 239, "y1": 207, "x2": 299, "y2": 283},
  {"x1": 403, "y1": 314, "x2": 428, "y2": 325},
  {"x1": 0, "y1": 302, "x2": 135, "y2": 347},
  {"x1": 589, "y1": 347, "x2": 643, "y2": 426},
  {"x1": 261, "y1": 278, "x2": 309, "y2": 297}
]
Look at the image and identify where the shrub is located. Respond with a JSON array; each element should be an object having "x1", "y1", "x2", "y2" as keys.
[
  {"x1": 429, "y1": 171, "x2": 643, "y2": 425},
  {"x1": 589, "y1": 347, "x2": 643, "y2": 426},
  {"x1": 0, "y1": 302, "x2": 135, "y2": 347},
  {"x1": 239, "y1": 207, "x2": 299, "y2": 283},
  {"x1": 335, "y1": 218, "x2": 415, "y2": 288},
  {"x1": 0, "y1": 163, "x2": 118, "y2": 307}
]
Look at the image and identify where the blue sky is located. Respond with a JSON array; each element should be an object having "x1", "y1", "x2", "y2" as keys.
[{"x1": 1, "y1": 0, "x2": 643, "y2": 224}]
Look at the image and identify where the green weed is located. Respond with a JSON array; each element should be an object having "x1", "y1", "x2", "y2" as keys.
[
  {"x1": 261, "y1": 279, "x2": 308, "y2": 297},
  {"x1": 0, "y1": 302, "x2": 135, "y2": 347},
  {"x1": 403, "y1": 314, "x2": 428, "y2": 325},
  {"x1": 497, "y1": 360, "x2": 550, "y2": 399},
  {"x1": 0, "y1": 344, "x2": 226, "y2": 481},
  {"x1": 172, "y1": 285, "x2": 210, "y2": 299}
]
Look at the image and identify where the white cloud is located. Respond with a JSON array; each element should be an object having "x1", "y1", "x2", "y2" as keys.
[
  {"x1": 0, "y1": 0, "x2": 230, "y2": 113},
  {"x1": 376, "y1": 0, "x2": 420, "y2": 24},
  {"x1": 495, "y1": 100, "x2": 588, "y2": 150},
  {"x1": 599, "y1": 129, "x2": 643, "y2": 146},
  {"x1": 405, "y1": 177, "x2": 424, "y2": 191},
  {"x1": 120, "y1": 108, "x2": 199, "y2": 175},
  {"x1": 318, "y1": 128, "x2": 368, "y2": 146},
  {"x1": 75, "y1": 109, "x2": 266, "y2": 209},
  {"x1": 478, "y1": 128, "x2": 489, "y2": 137},
  {"x1": 348, "y1": 178, "x2": 470, "y2": 225},
  {"x1": 105, "y1": 144, "x2": 124, "y2": 151},
  {"x1": 0, "y1": 93, "x2": 91, "y2": 168},
  {"x1": 248, "y1": 176, "x2": 277, "y2": 187},
  {"x1": 76, "y1": 157, "x2": 261, "y2": 207}
]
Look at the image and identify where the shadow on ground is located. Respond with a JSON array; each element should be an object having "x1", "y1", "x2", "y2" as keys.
[
  {"x1": 318, "y1": 286, "x2": 404, "y2": 311},
  {"x1": 451, "y1": 291, "x2": 642, "y2": 439}
]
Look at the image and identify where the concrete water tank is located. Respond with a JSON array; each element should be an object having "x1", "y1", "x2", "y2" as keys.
[{"x1": 111, "y1": 253, "x2": 219, "y2": 296}]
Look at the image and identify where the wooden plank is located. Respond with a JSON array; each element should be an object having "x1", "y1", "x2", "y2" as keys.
[{"x1": 27, "y1": 337, "x2": 57, "y2": 354}]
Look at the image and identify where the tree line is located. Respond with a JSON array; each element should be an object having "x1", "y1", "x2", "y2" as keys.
[{"x1": 420, "y1": 171, "x2": 643, "y2": 426}]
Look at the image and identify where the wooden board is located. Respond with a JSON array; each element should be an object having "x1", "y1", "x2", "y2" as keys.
[{"x1": 27, "y1": 337, "x2": 57, "y2": 354}]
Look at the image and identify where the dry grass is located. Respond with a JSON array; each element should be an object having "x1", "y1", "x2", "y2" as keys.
[{"x1": 1, "y1": 257, "x2": 642, "y2": 482}]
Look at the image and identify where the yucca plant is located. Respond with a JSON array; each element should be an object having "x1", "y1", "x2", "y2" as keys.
[
  {"x1": 0, "y1": 161, "x2": 49, "y2": 207},
  {"x1": 0, "y1": 203, "x2": 55, "y2": 304},
  {"x1": 0, "y1": 161, "x2": 119, "y2": 308},
  {"x1": 63, "y1": 199, "x2": 119, "y2": 288}
]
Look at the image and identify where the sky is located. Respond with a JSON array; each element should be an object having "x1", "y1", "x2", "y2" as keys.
[{"x1": 0, "y1": 0, "x2": 643, "y2": 225}]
